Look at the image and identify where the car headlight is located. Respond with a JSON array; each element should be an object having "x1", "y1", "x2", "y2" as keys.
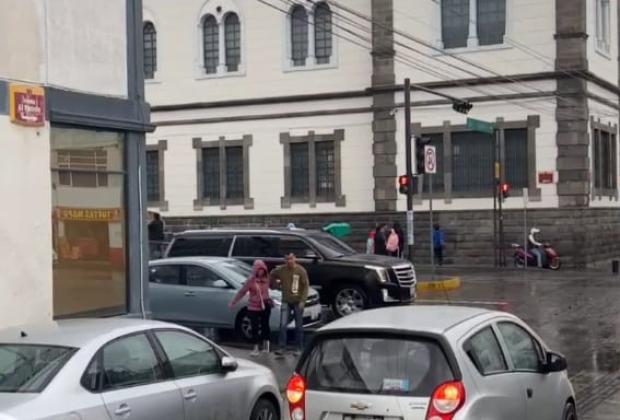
[{"x1": 365, "y1": 265, "x2": 390, "y2": 283}]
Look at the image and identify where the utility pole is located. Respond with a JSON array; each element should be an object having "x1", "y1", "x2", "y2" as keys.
[{"x1": 404, "y1": 78, "x2": 414, "y2": 263}]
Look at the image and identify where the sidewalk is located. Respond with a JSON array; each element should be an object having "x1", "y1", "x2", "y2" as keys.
[{"x1": 581, "y1": 389, "x2": 620, "y2": 419}]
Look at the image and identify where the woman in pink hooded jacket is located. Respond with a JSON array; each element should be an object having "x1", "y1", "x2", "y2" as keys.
[{"x1": 228, "y1": 260, "x2": 272, "y2": 356}]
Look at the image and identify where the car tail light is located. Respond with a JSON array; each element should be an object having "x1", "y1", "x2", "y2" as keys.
[
  {"x1": 426, "y1": 381, "x2": 466, "y2": 420},
  {"x1": 287, "y1": 374, "x2": 306, "y2": 420}
]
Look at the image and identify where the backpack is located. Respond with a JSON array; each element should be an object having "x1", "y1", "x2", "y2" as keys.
[{"x1": 386, "y1": 230, "x2": 400, "y2": 253}]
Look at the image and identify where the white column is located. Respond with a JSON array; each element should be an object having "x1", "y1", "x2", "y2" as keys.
[
  {"x1": 467, "y1": 0, "x2": 479, "y2": 48},
  {"x1": 217, "y1": 20, "x2": 227, "y2": 73}
]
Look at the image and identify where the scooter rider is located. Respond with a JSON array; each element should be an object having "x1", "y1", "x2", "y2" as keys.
[{"x1": 528, "y1": 228, "x2": 546, "y2": 268}]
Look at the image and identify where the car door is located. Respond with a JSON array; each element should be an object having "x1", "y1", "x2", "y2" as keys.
[
  {"x1": 460, "y1": 326, "x2": 526, "y2": 420},
  {"x1": 231, "y1": 235, "x2": 282, "y2": 271},
  {"x1": 496, "y1": 321, "x2": 557, "y2": 420},
  {"x1": 153, "y1": 329, "x2": 248, "y2": 420},
  {"x1": 96, "y1": 332, "x2": 184, "y2": 420},
  {"x1": 183, "y1": 264, "x2": 236, "y2": 327},
  {"x1": 149, "y1": 264, "x2": 188, "y2": 323}
]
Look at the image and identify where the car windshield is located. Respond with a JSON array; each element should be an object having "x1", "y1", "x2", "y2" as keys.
[
  {"x1": 0, "y1": 345, "x2": 76, "y2": 393},
  {"x1": 307, "y1": 233, "x2": 356, "y2": 258},
  {"x1": 213, "y1": 260, "x2": 253, "y2": 284},
  {"x1": 301, "y1": 335, "x2": 454, "y2": 397}
]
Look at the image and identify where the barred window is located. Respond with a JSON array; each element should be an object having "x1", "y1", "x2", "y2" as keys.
[
  {"x1": 314, "y1": 3, "x2": 332, "y2": 65},
  {"x1": 146, "y1": 150, "x2": 160, "y2": 202},
  {"x1": 593, "y1": 128, "x2": 617, "y2": 191},
  {"x1": 477, "y1": 0, "x2": 505, "y2": 46},
  {"x1": 203, "y1": 15, "x2": 219, "y2": 74},
  {"x1": 225, "y1": 146, "x2": 244, "y2": 200},
  {"x1": 442, "y1": 0, "x2": 469, "y2": 49},
  {"x1": 422, "y1": 134, "x2": 445, "y2": 193},
  {"x1": 57, "y1": 149, "x2": 108, "y2": 188},
  {"x1": 202, "y1": 148, "x2": 220, "y2": 200},
  {"x1": 291, "y1": 6, "x2": 309, "y2": 67},
  {"x1": 505, "y1": 129, "x2": 528, "y2": 190},
  {"x1": 291, "y1": 143, "x2": 310, "y2": 198},
  {"x1": 224, "y1": 13, "x2": 241, "y2": 72},
  {"x1": 452, "y1": 131, "x2": 494, "y2": 194},
  {"x1": 316, "y1": 141, "x2": 335, "y2": 200},
  {"x1": 143, "y1": 22, "x2": 157, "y2": 79}
]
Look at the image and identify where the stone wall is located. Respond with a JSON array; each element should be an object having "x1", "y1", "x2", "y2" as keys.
[{"x1": 163, "y1": 208, "x2": 620, "y2": 269}]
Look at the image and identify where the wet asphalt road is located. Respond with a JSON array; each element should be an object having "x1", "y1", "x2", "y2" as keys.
[{"x1": 223, "y1": 267, "x2": 620, "y2": 418}]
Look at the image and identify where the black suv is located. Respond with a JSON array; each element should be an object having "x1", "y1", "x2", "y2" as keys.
[{"x1": 164, "y1": 228, "x2": 416, "y2": 317}]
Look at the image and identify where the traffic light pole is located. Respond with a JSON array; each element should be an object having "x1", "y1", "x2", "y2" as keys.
[{"x1": 404, "y1": 78, "x2": 414, "y2": 263}]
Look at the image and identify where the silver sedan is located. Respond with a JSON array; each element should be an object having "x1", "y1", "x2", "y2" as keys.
[{"x1": 0, "y1": 318, "x2": 282, "y2": 420}]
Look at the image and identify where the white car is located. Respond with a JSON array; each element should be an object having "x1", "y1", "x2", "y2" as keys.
[
  {"x1": 286, "y1": 305, "x2": 576, "y2": 420},
  {"x1": 0, "y1": 318, "x2": 282, "y2": 420}
]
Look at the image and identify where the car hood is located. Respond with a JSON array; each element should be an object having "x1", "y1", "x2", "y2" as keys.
[
  {"x1": 334, "y1": 253, "x2": 409, "y2": 267},
  {"x1": 0, "y1": 393, "x2": 39, "y2": 413}
]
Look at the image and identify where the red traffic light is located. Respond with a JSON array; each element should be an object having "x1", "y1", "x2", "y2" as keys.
[
  {"x1": 500, "y1": 183, "x2": 511, "y2": 199},
  {"x1": 399, "y1": 175, "x2": 409, "y2": 186}
]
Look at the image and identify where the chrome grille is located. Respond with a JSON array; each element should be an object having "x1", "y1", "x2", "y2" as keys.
[{"x1": 393, "y1": 264, "x2": 416, "y2": 285}]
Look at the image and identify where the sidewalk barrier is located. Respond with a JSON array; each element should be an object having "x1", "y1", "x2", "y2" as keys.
[{"x1": 417, "y1": 276, "x2": 461, "y2": 292}]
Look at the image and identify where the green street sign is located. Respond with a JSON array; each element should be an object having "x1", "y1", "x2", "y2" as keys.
[{"x1": 467, "y1": 118, "x2": 495, "y2": 135}]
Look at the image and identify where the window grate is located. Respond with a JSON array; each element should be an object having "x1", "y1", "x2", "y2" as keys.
[
  {"x1": 291, "y1": 6, "x2": 308, "y2": 67},
  {"x1": 505, "y1": 128, "x2": 528, "y2": 190},
  {"x1": 452, "y1": 131, "x2": 494, "y2": 194},
  {"x1": 315, "y1": 141, "x2": 335, "y2": 200},
  {"x1": 143, "y1": 22, "x2": 157, "y2": 79},
  {"x1": 291, "y1": 142, "x2": 310, "y2": 198},
  {"x1": 225, "y1": 146, "x2": 244, "y2": 200},
  {"x1": 442, "y1": 0, "x2": 469, "y2": 49},
  {"x1": 224, "y1": 13, "x2": 241, "y2": 72},
  {"x1": 203, "y1": 15, "x2": 219, "y2": 74},
  {"x1": 202, "y1": 147, "x2": 220, "y2": 200},
  {"x1": 477, "y1": 0, "x2": 506, "y2": 46},
  {"x1": 146, "y1": 150, "x2": 160, "y2": 202},
  {"x1": 314, "y1": 3, "x2": 332, "y2": 64}
]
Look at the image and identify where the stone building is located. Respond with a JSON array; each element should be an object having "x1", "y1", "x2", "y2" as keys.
[{"x1": 144, "y1": 0, "x2": 620, "y2": 267}]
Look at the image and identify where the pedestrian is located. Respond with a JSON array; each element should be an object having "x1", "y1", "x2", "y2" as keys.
[
  {"x1": 270, "y1": 253, "x2": 309, "y2": 357},
  {"x1": 433, "y1": 224, "x2": 445, "y2": 266},
  {"x1": 148, "y1": 212, "x2": 165, "y2": 241},
  {"x1": 386, "y1": 227, "x2": 400, "y2": 257},
  {"x1": 374, "y1": 224, "x2": 388, "y2": 255},
  {"x1": 228, "y1": 260, "x2": 273, "y2": 356},
  {"x1": 392, "y1": 222, "x2": 405, "y2": 258},
  {"x1": 366, "y1": 228, "x2": 376, "y2": 254}
]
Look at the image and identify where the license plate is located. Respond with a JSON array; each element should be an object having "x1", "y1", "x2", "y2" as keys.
[{"x1": 343, "y1": 416, "x2": 383, "y2": 420}]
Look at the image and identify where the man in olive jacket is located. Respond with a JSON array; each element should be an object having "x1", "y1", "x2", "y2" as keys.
[{"x1": 270, "y1": 253, "x2": 309, "y2": 355}]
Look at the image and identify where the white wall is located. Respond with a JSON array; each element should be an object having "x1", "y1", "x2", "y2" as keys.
[
  {"x1": 393, "y1": 0, "x2": 557, "y2": 83},
  {"x1": 0, "y1": 117, "x2": 53, "y2": 328},
  {"x1": 587, "y1": 0, "x2": 619, "y2": 86},
  {"x1": 144, "y1": 0, "x2": 372, "y2": 106}
]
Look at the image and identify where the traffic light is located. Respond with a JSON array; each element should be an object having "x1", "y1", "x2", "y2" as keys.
[
  {"x1": 398, "y1": 175, "x2": 418, "y2": 195},
  {"x1": 500, "y1": 183, "x2": 511, "y2": 200},
  {"x1": 415, "y1": 136, "x2": 431, "y2": 175},
  {"x1": 452, "y1": 100, "x2": 473, "y2": 114}
]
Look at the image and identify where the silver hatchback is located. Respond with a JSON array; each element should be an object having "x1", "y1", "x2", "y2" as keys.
[
  {"x1": 0, "y1": 318, "x2": 282, "y2": 420},
  {"x1": 286, "y1": 306, "x2": 576, "y2": 420}
]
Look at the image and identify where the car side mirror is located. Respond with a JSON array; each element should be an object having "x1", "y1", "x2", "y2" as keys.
[
  {"x1": 304, "y1": 251, "x2": 319, "y2": 260},
  {"x1": 221, "y1": 356, "x2": 238, "y2": 373},
  {"x1": 213, "y1": 279, "x2": 229, "y2": 289},
  {"x1": 544, "y1": 351, "x2": 567, "y2": 373}
]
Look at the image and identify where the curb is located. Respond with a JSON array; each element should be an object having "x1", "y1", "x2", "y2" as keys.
[{"x1": 417, "y1": 276, "x2": 461, "y2": 292}]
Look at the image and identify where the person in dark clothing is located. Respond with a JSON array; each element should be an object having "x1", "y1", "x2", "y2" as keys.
[
  {"x1": 392, "y1": 222, "x2": 405, "y2": 258},
  {"x1": 374, "y1": 224, "x2": 388, "y2": 255},
  {"x1": 432, "y1": 224, "x2": 445, "y2": 266},
  {"x1": 148, "y1": 212, "x2": 165, "y2": 241}
]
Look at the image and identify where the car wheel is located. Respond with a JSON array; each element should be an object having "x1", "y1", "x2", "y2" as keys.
[
  {"x1": 250, "y1": 398, "x2": 278, "y2": 420},
  {"x1": 562, "y1": 401, "x2": 577, "y2": 420},
  {"x1": 235, "y1": 310, "x2": 258, "y2": 342},
  {"x1": 333, "y1": 286, "x2": 367, "y2": 317}
]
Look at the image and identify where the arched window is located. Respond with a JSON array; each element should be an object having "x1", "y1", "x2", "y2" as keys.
[
  {"x1": 143, "y1": 22, "x2": 157, "y2": 79},
  {"x1": 314, "y1": 3, "x2": 332, "y2": 64},
  {"x1": 203, "y1": 15, "x2": 219, "y2": 74},
  {"x1": 290, "y1": 6, "x2": 308, "y2": 67},
  {"x1": 224, "y1": 13, "x2": 241, "y2": 72}
]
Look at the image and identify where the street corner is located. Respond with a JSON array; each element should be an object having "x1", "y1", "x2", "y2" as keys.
[{"x1": 416, "y1": 276, "x2": 462, "y2": 293}]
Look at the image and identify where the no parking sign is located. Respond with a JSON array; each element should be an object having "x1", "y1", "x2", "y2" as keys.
[{"x1": 424, "y1": 145, "x2": 436, "y2": 174}]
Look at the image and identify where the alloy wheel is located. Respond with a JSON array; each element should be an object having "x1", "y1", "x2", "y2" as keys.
[{"x1": 335, "y1": 288, "x2": 365, "y2": 316}]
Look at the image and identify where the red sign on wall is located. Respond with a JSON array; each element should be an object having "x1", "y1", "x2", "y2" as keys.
[
  {"x1": 10, "y1": 84, "x2": 46, "y2": 127},
  {"x1": 538, "y1": 171, "x2": 555, "y2": 184}
]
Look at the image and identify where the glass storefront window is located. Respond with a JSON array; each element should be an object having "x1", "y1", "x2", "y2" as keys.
[{"x1": 50, "y1": 127, "x2": 127, "y2": 317}]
